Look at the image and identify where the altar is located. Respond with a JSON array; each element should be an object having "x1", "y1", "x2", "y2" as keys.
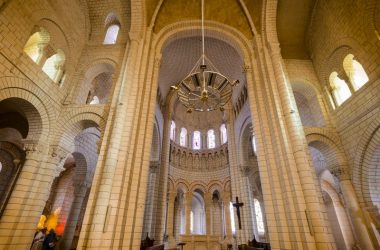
[{"x1": 178, "y1": 235, "x2": 222, "y2": 250}]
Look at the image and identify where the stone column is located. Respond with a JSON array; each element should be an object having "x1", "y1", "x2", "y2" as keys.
[
  {"x1": 60, "y1": 183, "x2": 89, "y2": 250},
  {"x1": 166, "y1": 192, "x2": 177, "y2": 248},
  {"x1": 268, "y1": 42, "x2": 335, "y2": 247},
  {"x1": 204, "y1": 192, "x2": 212, "y2": 235},
  {"x1": 185, "y1": 192, "x2": 193, "y2": 234},
  {"x1": 222, "y1": 192, "x2": 232, "y2": 242},
  {"x1": 0, "y1": 143, "x2": 66, "y2": 248},
  {"x1": 155, "y1": 101, "x2": 173, "y2": 242},
  {"x1": 332, "y1": 167, "x2": 375, "y2": 250},
  {"x1": 321, "y1": 180, "x2": 354, "y2": 250}
]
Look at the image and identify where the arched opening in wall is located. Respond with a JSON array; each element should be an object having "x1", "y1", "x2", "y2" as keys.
[
  {"x1": 193, "y1": 131, "x2": 201, "y2": 150},
  {"x1": 220, "y1": 124, "x2": 227, "y2": 144},
  {"x1": 81, "y1": 63, "x2": 115, "y2": 105},
  {"x1": 42, "y1": 49, "x2": 66, "y2": 83},
  {"x1": 0, "y1": 97, "x2": 43, "y2": 217},
  {"x1": 211, "y1": 190, "x2": 223, "y2": 236},
  {"x1": 41, "y1": 157, "x2": 75, "y2": 234},
  {"x1": 180, "y1": 127, "x2": 187, "y2": 147},
  {"x1": 191, "y1": 190, "x2": 206, "y2": 235},
  {"x1": 207, "y1": 129, "x2": 215, "y2": 149},
  {"x1": 329, "y1": 72, "x2": 351, "y2": 106},
  {"x1": 170, "y1": 120, "x2": 176, "y2": 141},
  {"x1": 23, "y1": 27, "x2": 50, "y2": 63},
  {"x1": 142, "y1": 122, "x2": 162, "y2": 239},
  {"x1": 238, "y1": 121, "x2": 268, "y2": 241},
  {"x1": 103, "y1": 13, "x2": 121, "y2": 45},
  {"x1": 174, "y1": 189, "x2": 186, "y2": 238},
  {"x1": 343, "y1": 54, "x2": 369, "y2": 90},
  {"x1": 308, "y1": 139, "x2": 355, "y2": 250},
  {"x1": 359, "y1": 126, "x2": 380, "y2": 237},
  {"x1": 291, "y1": 82, "x2": 325, "y2": 127},
  {"x1": 37, "y1": 121, "x2": 100, "y2": 250}
]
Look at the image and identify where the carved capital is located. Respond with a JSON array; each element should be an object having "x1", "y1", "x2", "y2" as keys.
[
  {"x1": 150, "y1": 160, "x2": 160, "y2": 173},
  {"x1": 53, "y1": 164, "x2": 65, "y2": 178},
  {"x1": 221, "y1": 192, "x2": 231, "y2": 203},
  {"x1": 330, "y1": 165, "x2": 350, "y2": 181},
  {"x1": 242, "y1": 62, "x2": 251, "y2": 73},
  {"x1": 49, "y1": 145, "x2": 69, "y2": 163},
  {"x1": 268, "y1": 42, "x2": 281, "y2": 55},
  {"x1": 167, "y1": 191, "x2": 177, "y2": 202},
  {"x1": 154, "y1": 55, "x2": 162, "y2": 69},
  {"x1": 73, "y1": 182, "x2": 90, "y2": 196},
  {"x1": 239, "y1": 164, "x2": 250, "y2": 176},
  {"x1": 22, "y1": 140, "x2": 45, "y2": 155}
]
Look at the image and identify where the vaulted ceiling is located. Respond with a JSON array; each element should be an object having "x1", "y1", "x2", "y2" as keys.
[{"x1": 276, "y1": 0, "x2": 316, "y2": 59}]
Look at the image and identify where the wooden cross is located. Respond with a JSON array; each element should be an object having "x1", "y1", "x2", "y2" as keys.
[{"x1": 233, "y1": 196, "x2": 244, "y2": 229}]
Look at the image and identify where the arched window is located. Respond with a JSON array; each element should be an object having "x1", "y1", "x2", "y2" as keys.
[
  {"x1": 190, "y1": 211, "x2": 194, "y2": 234},
  {"x1": 230, "y1": 202, "x2": 236, "y2": 234},
  {"x1": 220, "y1": 124, "x2": 227, "y2": 144},
  {"x1": 180, "y1": 128, "x2": 187, "y2": 147},
  {"x1": 207, "y1": 129, "x2": 215, "y2": 149},
  {"x1": 23, "y1": 27, "x2": 50, "y2": 63},
  {"x1": 329, "y1": 72, "x2": 351, "y2": 106},
  {"x1": 251, "y1": 135, "x2": 257, "y2": 153},
  {"x1": 42, "y1": 49, "x2": 65, "y2": 83},
  {"x1": 103, "y1": 24, "x2": 120, "y2": 45},
  {"x1": 193, "y1": 131, "x2": 201, "y2": 150},
  {"x1": 343, "y1": 54, "x2": 369, "y2": 90},
  {"x1": 170, "y1": 121, "x2": 176, "y2": 141},
  {"x1": 254, "y1": 199, "x2": 265, "y2": 234},
  {"x1": 103, "y1": 13, "x2": 121, "y2": 45}
]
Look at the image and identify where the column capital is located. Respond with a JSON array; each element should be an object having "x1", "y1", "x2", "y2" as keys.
[
  {"x1": 239, "y1": 164, "x2": 250, "y2": 176},
  {"x1": 22, "y1": 140, "x2": 46, "y2": 155},
  {"x1": 184, "y1": 192, "x2": 193, "y2": 204},
  {"x1": 204, "y1": 192, "x2": 213, "y2": 205},
  {"x1": 154, "y1": 54, "x2": 162, "y2": 69},
  {"x1": 221, "y1": 192, "x2": 231, "y2": 203},
  {"x1": 330, "y1": 165, "x2": 350, "y2": 181},
  {"x1": 167, "y1": 191, "x2": 177, "y2": 201},
  {"x1": 73, "y1": 182, "x2": 90, "y2": 196},
  {"x1": 267, "y1": 41, "x2": 281, "y2": 55},
  {"x1": 150, "y1": 160, "x2": 160, "y2": 173},
  {"x1": 242, "y1": 61, "x2": 252, "y2": 73},
  {"x1": 48, "y1": 145, "x2": 69, "y2": 163}
]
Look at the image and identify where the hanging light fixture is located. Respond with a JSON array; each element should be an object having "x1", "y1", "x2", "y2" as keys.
[{"x1": 170, "y1": 0, "x2": 239, "y2": 113}]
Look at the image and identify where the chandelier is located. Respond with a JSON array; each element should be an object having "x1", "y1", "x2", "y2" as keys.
[{"x1": 170, "y1": 0, "x2": 239, "y2": 113}]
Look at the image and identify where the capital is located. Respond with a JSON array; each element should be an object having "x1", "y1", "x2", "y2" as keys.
[
  {"x1": 49, "y1": 145, "x2": 69, "y2": 163},
  {"x1": 268, "y1": 42, "x2": 281, "y2": 55},
  {"x1": 239, "y1": 164, "x2": 250, "y2": 176},
  {"x1": 242, "y1": 62, "x2": 251, "y2": 73},
  {"x1": 154, "y1": 55, "x2": 162, "y2": 69},
  {"x1": 330, "y1": 165, "x2": 350, "y2": 181},
  {"x1": 150, "y1": 160, "x2": 160, "y2": 173},
  {"x1": 22, "y1": 140, "x2": 45, "y2": 155}
]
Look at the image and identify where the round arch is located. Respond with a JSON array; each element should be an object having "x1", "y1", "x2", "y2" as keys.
[{"x1": 0, "y1": 79, "x2": 52, "y2": 142}]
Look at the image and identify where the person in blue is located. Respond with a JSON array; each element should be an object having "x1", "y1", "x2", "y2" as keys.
[{"x1": 43, "y1": 229, "x2": 57, "y2": 250}]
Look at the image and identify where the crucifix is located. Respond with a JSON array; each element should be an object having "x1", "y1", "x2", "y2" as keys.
[{"x1": 233, "y1": 196, "x2": 244, "y2": 229}]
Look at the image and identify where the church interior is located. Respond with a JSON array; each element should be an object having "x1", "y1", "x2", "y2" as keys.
[{"x1": 0, "y1": 0, "x2": 379, "y2": 249}]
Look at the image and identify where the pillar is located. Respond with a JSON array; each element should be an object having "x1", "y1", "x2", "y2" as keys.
[
  {"x1": 60, "y1": 183, "x2": 89, "y2": 250},
  {"x1": 204, "y1": 192, "x2": 212, "y2": 235},
  {"x1": 222, "y1": 192, "x2": 232, "y2": 242},
  {"x1": 332, "y1": 167, "x2": 375, "y2": 250},
  {"x1": 185, "y1": 192, "x2": 193, "y2": 235},
  {"x1": 0, "y1": 143, "x2": 66, "y2": 248},
  {"x1": 166, "y1": 192, "x2": 177, "y2": 248},
  {"x1": 267, "y1": 42, "x2": 336, "y2": 248}
]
